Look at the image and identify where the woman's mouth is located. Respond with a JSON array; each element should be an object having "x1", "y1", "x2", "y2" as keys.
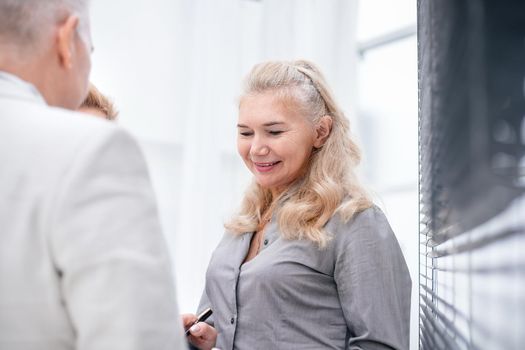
[{"x1": 253, "y1": 161, "x2": 281, "y2": 173}]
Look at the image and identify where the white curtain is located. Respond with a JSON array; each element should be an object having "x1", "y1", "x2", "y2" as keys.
[{"x1": 90, "y1": 0, "x2": 359, "y2": 312}]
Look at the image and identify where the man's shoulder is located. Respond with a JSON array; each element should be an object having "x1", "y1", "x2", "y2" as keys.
[
  {"x1": 0, "y1": 99, "x2": 137, "y2": 176},
  {"x1": 5, "y1": 98, "x2": 127, "y2": 145},
  {"x1": 26, "y1": 101, "x2": 117, "y2": 139}
]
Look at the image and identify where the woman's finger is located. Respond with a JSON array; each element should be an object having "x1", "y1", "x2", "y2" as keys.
[{"x1": 181, "y1": 313, "x2": 198, "y2": 329}]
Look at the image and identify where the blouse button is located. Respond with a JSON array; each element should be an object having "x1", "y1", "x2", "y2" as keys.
[
  {"x1": 230, "y1": 317, "x2": 235, "y2": 324},
  {"x1": 263, "y1": 239, "x2": 269, "y2": 245}
]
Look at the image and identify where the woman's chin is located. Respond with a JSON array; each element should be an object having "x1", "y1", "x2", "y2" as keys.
[
  {"x1": 255, "y1": 182, "x2": 292, "y2": 197},
  {"x1": 255, "y1": 181, "x2": 272, "y2": 189}
]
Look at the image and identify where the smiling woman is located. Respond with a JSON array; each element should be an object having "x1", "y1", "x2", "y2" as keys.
[
  {"x1": 228, "y1": 60, "x2": 370, "y2": 247},
  {"x1": 183, "y1": 60, "x2": 412, "y2": 350}
]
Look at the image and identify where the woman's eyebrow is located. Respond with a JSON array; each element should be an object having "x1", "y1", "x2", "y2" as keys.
[
  {"x1": 263, "y1": 121, "x2": 285, "y2": 127},
  {"x1": 237, "y1": 121, "x2": 285, "y2": 128}
]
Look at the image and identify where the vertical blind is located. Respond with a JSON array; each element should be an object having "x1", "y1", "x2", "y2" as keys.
[{"x1": 418, "y1": 0, "x2": 525, "y2": 349}]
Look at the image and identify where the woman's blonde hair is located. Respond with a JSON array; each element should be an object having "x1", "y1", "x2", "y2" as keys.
[
  {"x1": 80, "y1": 83, "x2": 118, "y2": 121},
  {"x1": 225, "y1": 59, "x2": 372, "y2": 247}
]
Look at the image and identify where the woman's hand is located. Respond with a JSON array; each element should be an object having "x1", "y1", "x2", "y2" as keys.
[{"x1": 182, "y1": 313, "x2": 218, "y2": 350}]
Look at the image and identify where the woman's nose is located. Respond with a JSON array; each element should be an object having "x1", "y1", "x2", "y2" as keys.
[{"x1": 250, "y1": 138, "x2": 270, "y2": 156}]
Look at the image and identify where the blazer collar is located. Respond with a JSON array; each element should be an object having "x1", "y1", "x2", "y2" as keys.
[{"x1": 0, "y1": 70, "x2": 46, "y2": 105}]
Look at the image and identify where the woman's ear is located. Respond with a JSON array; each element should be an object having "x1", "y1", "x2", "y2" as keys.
[
  {"x1": 56, "y1": 15, "x2": 79, "y2": 69},
  {"x1": 313, "y1": 115, "x2": 333, "y2": 148}
]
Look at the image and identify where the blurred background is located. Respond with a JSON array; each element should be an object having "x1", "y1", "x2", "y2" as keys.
[{"x1": 89, "y1": 0, "x2": 418, "y2": 348}]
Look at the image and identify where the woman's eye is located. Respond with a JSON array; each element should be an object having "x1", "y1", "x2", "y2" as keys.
[
  {"x1": 239, "y1": 131, "x2": 253, "y2": 137},
  {"x1": 268, "y1": 130, "x2": 283, "y2": 135}
]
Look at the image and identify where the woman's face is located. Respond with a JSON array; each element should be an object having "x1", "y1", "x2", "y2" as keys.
[{"x1": 237, "y1": 92, "x2": 317, "y2": 196}]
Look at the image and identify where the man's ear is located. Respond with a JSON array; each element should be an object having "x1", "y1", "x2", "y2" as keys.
[
  {"x1": 56, "y1": 15, "x2": 79, "y2": 69},
  {"x1": 313, "y1": 115, "x2": 333, "y2": 148}
]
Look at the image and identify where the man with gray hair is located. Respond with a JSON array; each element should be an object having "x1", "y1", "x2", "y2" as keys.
[{"x1": 0, "y1": 1, "x2": 187, "y2": 349}]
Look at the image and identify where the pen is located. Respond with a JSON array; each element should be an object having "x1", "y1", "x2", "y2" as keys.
[{"x1": 185, "y1": 308, "x2": 213, "y2": 336}]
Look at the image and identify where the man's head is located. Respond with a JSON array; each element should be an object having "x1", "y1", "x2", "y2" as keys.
[{"x1": 0, "y1": 0, "x2": 92, "y2": 109}]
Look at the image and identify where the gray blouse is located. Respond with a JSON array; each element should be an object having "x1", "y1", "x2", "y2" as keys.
[{"x1": 195, "y1": 206, "x2": 411, "y2": 350}]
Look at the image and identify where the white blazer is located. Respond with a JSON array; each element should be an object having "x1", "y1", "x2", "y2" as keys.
[{"x1": 0, "y1": 72, "x2": 187, "y2": 350}]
